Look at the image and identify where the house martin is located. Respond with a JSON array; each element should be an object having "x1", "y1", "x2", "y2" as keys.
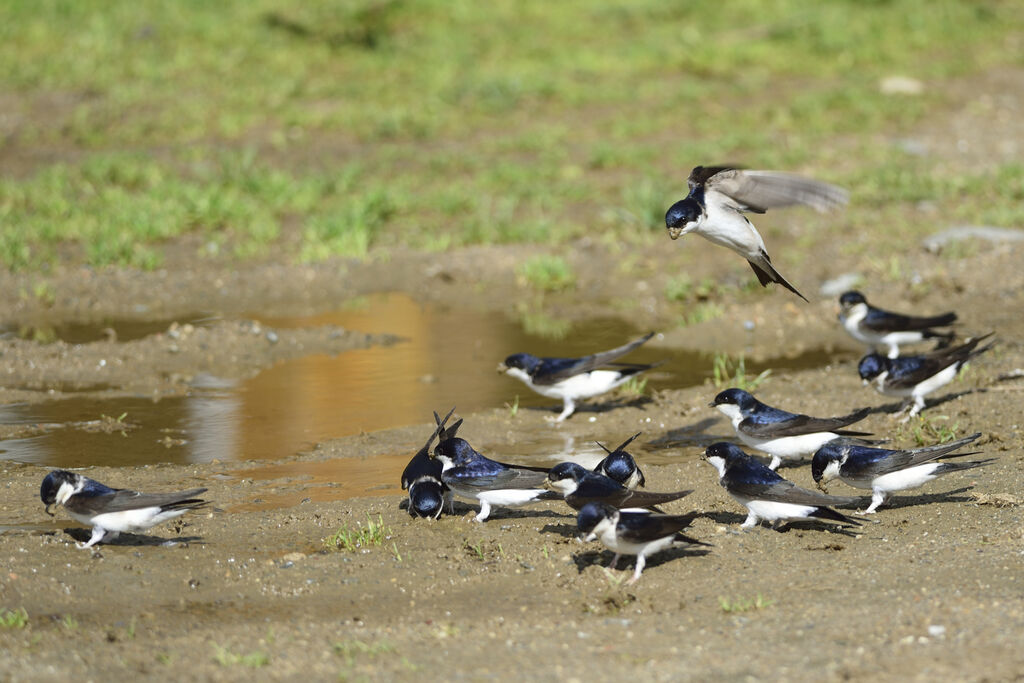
[
  {"x1": 858, "y1": 333, "x2": 994, "y2": 420},
  {"x1": 545, "y1": 461, "x2": 691, "y2": 512},
  {"x1": 702, "y1": 442, "x2": 860, "y2": 530},
  {"x1": 400, "y1": 408, "x2": 458, "y2": 519},
  {"x1": 665, "y1": 166, "x2": 848, "y2": 301},
  {"x1": 498, "y1": 332, "x2": 660, "y2": 422},
  {"x1": 577, "y1": 501, "x2": 709, "y2": 584},
  {"x1": 40, "y1": 470, "x2": 208, "y2": 549},
  {"x1": 838, "y1": 290, "x2": 956, "y2": 358},
  {"x1": 811, "y1": 432, "x2": 993, "y2": 513},
  {"x1": 431, "y1": 430, "x2": 558, "y2": 522},
  {"x1": 593, "y1": 432, "x2": 646, "y2": 488},
  {"x1": 711, "y1": 388, "x2": 872, "y2": 470}
]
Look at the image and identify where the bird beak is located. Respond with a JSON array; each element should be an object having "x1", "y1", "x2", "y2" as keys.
[
  {"x1": 541, "y1": 479, "x2": 555, "y2": 491},
  {"x1": 496, "y1": 363, "x2": 508, "y2": 373},
  {"x1": 44, "y1": 503, "x2": 57, "y2": 516},
  {"x1": 816, "y1": 480, "x2": 828, "y2": 493},
  {"x1": 861, "y1": 379, "x2": 869, "y2": 386},
  {"x1": 707, "y1": 401, "x2": 717, "y2": 408},
  {"x1": 667, "y1": 226, "x2": 685, "y2": 240}
]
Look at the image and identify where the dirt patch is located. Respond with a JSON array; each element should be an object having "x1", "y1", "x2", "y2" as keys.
[{"x1": 3, "y1": 70, "x2": 1024, "y2": 681}]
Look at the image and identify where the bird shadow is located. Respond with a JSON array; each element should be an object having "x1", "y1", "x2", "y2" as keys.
[
  {"x1": 437, "y1": 500, "x2": 569, "y2": 523},
  {"x1": 521, "y1": 395, "x2": 655, "y2": 420},
  {"x1": 647, "y1": 417, "x2": 732, "y2": 450},
  {"x1": 571, "y1": 546, "x2": 712, "y2": 575},
  {"x1": 870, "y1": 486, "x2": 977, "y2": 513},
  {"x1": 63, "y1": 527, "x2": 206, "y2": 548},
  {"x1": 865, "y1": 389, "x2": 976, "y2": 417}
]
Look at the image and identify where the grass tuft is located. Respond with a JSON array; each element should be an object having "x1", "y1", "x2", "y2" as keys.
[{"x1": 323, "y1": 514, "x2": 392, "y2": 552}]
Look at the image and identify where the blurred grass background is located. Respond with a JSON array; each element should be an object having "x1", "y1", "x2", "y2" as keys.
[{"x1": 0, "y1": 0, "x2": 1021, "y2": 270}]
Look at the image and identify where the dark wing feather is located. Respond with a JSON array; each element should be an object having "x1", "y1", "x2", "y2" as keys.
[
  {"x1": 861, "y1": 307, "x2": 957, "y2": 333},
  {"x1": 688, "y1": 165, "x2": 740, "y2": 191},
  {"x1": 622, "y1": 488, "x2": 692, "y2": 509},
  {"x1": 729, "y1": 478, "x2": 858, "y2": 506},
  {"x1": 442, "y1": 467, "x2": 549, "y2": 491},
  {"x1": 615, "y1": 512, "x2": 694, "y2": 543},
  {"x1": 707, "y1": 169, "x2": 848, "y2": 214},
  {"x1": 532, "y1": 332, "x2": 655, "y2": 385},
  {"x1": 66, "y1": 488, "x2": 208, "y2": 516},
  {"x1": 847, "y1": 433, "x2": 982, "y2": 478},
  {"x1": 739, "y1": 407, "x2": 870, "y2": 439}
]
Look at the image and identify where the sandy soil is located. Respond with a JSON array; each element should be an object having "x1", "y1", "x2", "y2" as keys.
[{"x1": 2, "y1": 71, "x2": 1024, "y2": 682}]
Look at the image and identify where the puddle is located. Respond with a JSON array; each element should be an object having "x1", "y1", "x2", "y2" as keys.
[
  {"x1": 0, "y1": 293, "x2": 844, "y2": 480},
  {"x1": 232, "y1": 434, "x2": 610, "y2": 511},
  {"x1": 0, "y1": 313, "x2": 216, "y2": 345}
]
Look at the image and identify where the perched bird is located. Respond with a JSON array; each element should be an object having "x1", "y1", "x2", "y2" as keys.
[
  {"x1": 431, "y1": 432, "x2": 558, "y2": 522},
  {"x1": 400, "y1": 408, "x2": 458, "y2": 519},
  {"x1": 838, "y1": 290, "x2": 957, "y2": 358},
  {"x1": 702, "y1": 442, "x2": 860, "y2": 530},
  {"x1": 545, "y1": 461, "x2": 691, "y2": 512},
  {"x1": 710, "y1": 388, "x2": 872, "y2": 470},
  {"x1": 665, "y1": 166, "x2": 848, "y2": 301},
  {"x1": 593, "y1": 432, "x2": 646, "y2": 488},
  {"x1": 858, "y1": 333, "x2": 994, "y2": 420},
  {"x1": 811, "y1": 432, "x2": 993, "y2": 513},
  {"x1": 498, "y1": 332, "x2": 660, "y2": 422},
  {"x1": 40, "y1": 470, "x2": 208, "y2": 549},
  {"x1": 577, "y1": 502, "x2": 709, "y2": 584}
]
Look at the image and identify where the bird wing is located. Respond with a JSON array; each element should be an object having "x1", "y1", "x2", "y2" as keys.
[
  {"x1": 65, "y1": 488, "x2": 208, "y2": 517},
  {"x1": 688, "y1": 165, "x2": 740, "y2": 192},
  {"x1": 883, "y1": 355, "x2": 954, "y2": 389},
  {"x1": 848, "y1": 433, "x2": 983, "y2": 478},
  {"x1": 706, "y1": 169, "x2": 848, "y2": 214},
  {"x1": 729, "y1": 477, "x2": 858, "y2": 506},
  {"x1": 623, "y1": 488, "x2": 693, "y2": 509},
  {"x1": 532, "y1": 332, "x2": 655, "y2": 385},
  {"x1": 442, "y1": 466, "x2": 549, "y2": 492},
  {"x1": 739, "y1": 407, "x2": 871, "y2": 439},
  {"x1": 861, "y1": 307, "x2": 957, "y2": 333},
  {"x1": 615, "y1": 512, "x2": 694, "y2": 543}
]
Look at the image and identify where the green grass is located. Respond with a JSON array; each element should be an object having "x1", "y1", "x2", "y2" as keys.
[
  {"x1": 212, "y1": 644, "x2": 270, "y2": 668},
  {"x1": 902, "y1": 414, "x2": 961, "y2": 446},
  {"x1": 0, "y1": 1, "x2": 1019, "y2": 269},
  {"x1": 712, "y1": 353, "x2": 771, "y2": 391},
  {"x1": 323, "y1": 513, "x2": 392, "y2": 551},
  {"x1": 719, "y1": 594, "x2": 774, "y2": 613},
  {"x1": 0, "y1": 607, "x2": 28, "y2": 629},
  {"x1": 516, "y1": 255, "x2": 575, "y2": 292}
]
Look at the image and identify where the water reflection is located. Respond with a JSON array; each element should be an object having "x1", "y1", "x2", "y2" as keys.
[{"x1": 0, "y1": 293, "x2": 841, "y2": 471}]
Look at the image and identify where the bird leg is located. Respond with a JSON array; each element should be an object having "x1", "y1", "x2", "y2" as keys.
[
  {"x1": 473, "y1": 500, "x2": 492, "y2": 523},
  {"x1": 77, "y1": 526, "x2": 111, "y2": 550},
  {"x1": 626, "y1": 555, "x2": 647, "y2": 585},
  {"x1": 553, "y1": 398, "x2": 576, "y2": 423},
  {"x1": 740, "y1": 513, "x2": 759, "y2": 529},
  {"x1": 863, "y1": 491, "x2": 887, "y2": 514},
  {"x1": 767, "y1": 456, "x2": 782, "y2": 471},
  {"x1": 606, "y1": 553, "x2": 621, "y2": 570}
]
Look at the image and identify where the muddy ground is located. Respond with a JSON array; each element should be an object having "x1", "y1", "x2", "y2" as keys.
[{"x1": 3, "y1": 79, "x2": 1024, "y2": 681}]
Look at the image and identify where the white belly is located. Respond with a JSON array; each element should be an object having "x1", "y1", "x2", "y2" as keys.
[
  {"x1": 871, "y1": 464, "x2": 942, "y2": 494},
  {"x1": 476, "y1": 489, "x2": 544, "y2": 508},
  {"x1": 735, "y1": 497, "x2": 816, "y2": 523},
  {"x1": 740, "y1": 431, "x2": 839, "y2": 460}
]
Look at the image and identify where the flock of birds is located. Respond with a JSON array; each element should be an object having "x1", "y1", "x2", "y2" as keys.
[{"x1": 36, "y1": 165, "x2": 997, "y2": 584}]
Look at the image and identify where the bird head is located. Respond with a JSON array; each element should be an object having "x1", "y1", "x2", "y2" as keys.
[
  {"x1": 431, "y1": 437, "x2": 478, "y2": 468},
  {"x1": 576, "y1": 501, "x2": 619, "y2": 542},
  {"x1": 544, "y1": 461, "x2": 588, "y2": 494},
  {"x1": 40, "y1": 470, "x2": 81, "y2": 515},
  {"x1": 498, "y1": 353, "x2": 541, "y2": 378},
  {"x1": 709, "y1": 388, "x2": 758, "y2": 419},
  {"x1": 702, "y1": 442, "x2": 746, "y2": 477},
  {"x1": 665, "y1": 197, "x2": 703, "y2": 240},
  {"x1": 810, "y1": 442, "x2": 847, "y2": 488},
  {"x1": 408, "y1": 478, "x2": 446, "y2": 520},
  {"x1": 857, "y1": 353, "x2": 886, "y2": 381}
]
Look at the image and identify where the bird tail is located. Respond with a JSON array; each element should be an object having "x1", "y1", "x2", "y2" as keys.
[
  {"x1": 934, "y1": 458, "x2": 997, "y2": 475},
  {"x1": 160, "y1": 494, "x2": 209, "y2": 513},
  {"x1": 673, "y1": 532, "x2": 713, "y2": 547},
  {"x1": 747, "y1": 252, "x2": 808, "y2": 302},
  {"x1": 808, "y1": 506, "x2": 861, "y2": 526}
]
